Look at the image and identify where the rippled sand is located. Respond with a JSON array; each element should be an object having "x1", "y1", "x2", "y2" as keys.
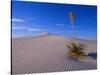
[{"x1": 12, "y1": 34, "x2": 97, "y2": 74}]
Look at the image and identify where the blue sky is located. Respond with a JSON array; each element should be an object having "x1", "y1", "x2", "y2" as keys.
[{"x1": 12, "y1": 1, "x2": 97, "y2": 40}]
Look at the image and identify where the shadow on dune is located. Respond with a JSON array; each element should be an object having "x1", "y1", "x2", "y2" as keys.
[{"x1": 88, "y1": 52, "x2": 97, "y2": 59}]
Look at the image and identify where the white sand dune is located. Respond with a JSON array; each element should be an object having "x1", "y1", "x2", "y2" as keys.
[{"x1": 12, "y1": 33, "x2": 97, "y2": 74}]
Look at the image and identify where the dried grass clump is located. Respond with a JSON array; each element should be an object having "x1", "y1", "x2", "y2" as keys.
[{"x1": 66, "y1": 42, "x2": 87, "y2": 60}]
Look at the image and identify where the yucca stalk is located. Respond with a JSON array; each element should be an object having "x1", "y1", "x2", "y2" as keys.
[{"x1": 69, "y1": 12, "x2": 77, "y2": 38}]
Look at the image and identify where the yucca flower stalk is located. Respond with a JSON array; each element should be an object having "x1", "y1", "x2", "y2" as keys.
[{"x1": 69, "y1": 12, "x2": 77, "y2": 38}]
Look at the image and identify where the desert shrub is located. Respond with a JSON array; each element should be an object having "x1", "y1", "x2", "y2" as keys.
[{"x1": 66, "y1": 42, "x2": 87, "y2": 60}]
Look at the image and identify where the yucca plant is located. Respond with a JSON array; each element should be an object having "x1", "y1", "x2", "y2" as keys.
[
  {"x1": 67, "y1": 12, "x2": 87, "y2": 60},
  {"x1": 66, "y1": 42, "x2": 87, "y2": 60}
]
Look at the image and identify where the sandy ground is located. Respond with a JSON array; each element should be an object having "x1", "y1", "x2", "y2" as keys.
[{"x1": 12, "y1": 34, "x2": 97, "y2": 74}]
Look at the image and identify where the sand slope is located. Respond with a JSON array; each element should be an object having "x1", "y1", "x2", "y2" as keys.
[{"x1": 12, "y1": 34, "x2": 97, "y2": 74}]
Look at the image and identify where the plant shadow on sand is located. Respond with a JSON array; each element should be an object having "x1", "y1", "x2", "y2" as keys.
[{"x1": 87, "y1": 52, "x2": 97, "y2": 59}]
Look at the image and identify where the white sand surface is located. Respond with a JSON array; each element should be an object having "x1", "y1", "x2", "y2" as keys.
[{"x1": 12, "y1": 33, "x2": 97, "y2": 74}]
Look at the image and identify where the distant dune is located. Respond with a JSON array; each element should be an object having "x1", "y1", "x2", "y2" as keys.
[{"x1": 12, "y1": 33, "x2": 97, "y2": 74}]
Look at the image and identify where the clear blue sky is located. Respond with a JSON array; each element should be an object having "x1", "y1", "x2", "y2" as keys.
[{"x1": 12, "y1": 1, "x2": 97, "y2": 40}]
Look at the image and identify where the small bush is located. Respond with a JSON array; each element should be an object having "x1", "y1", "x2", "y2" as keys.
[{"x1": 66, "y1": 42, "x2": 87, "y2": 60}]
